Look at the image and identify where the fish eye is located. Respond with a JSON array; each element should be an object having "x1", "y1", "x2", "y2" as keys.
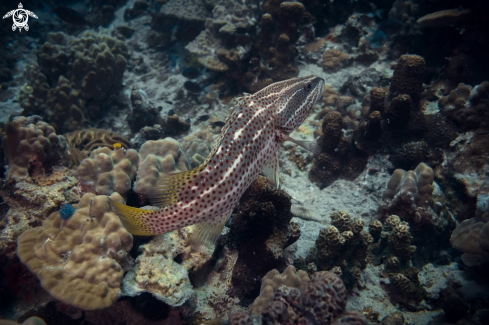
[{"x1": 305, "y1": 83, "x2": 312, "y2": 91}]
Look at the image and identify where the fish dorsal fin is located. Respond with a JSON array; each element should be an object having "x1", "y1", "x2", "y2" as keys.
[
  {"x1": 262, "y1": 153, "x2": 279, "y2": 189},
  {"x1": 284, "y1": 135, "x2": 320, "y2": 155},
  {"x1": 189, "y1": 209, "x2": 233, "y2": 249},
  {"x1": 147, "y1": 166, "x2": 205, "y2": 208}
]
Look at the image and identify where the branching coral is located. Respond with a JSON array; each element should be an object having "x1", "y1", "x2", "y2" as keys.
[{"x1": 16, "y1": 193, "x2": 133, "y2": 310}]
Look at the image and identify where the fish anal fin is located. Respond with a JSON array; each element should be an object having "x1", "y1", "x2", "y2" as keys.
[
  {"x1": 262, "y1": 153, "x2": 279, "y2": 189},
  {"x1": 189, "y1": 210, "x2": 233, "y2": 250},
  {"x1": 147, "y1": 166, "x2": 204, "y2": 208},
  {"x1": 109, "y1": 199, "x2": 156, "y2": 236}
]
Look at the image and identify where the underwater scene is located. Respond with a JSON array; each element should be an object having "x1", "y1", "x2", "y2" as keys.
[{"x1": 0, "y1": 0, "x2": 489, "y2": 324}]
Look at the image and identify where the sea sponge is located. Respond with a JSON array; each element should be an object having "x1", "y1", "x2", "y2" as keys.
[
  {"x1": 16, "y1": 193, "x2": 133, "y2": 310},
  {"x1": 133, "y1": 139, "x2": 190, "y2": 198},
  {"x1": 74, "y1": 147, "x2": 139, "y2": 196},
  {"x1": 389, "y1": 54, "x2": 425, "y2": 105},
  {"x1": 1, "y1": 116, "x2": 67, "y2": 180}
]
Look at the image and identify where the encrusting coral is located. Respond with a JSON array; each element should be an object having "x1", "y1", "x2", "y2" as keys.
[
  {"x1": 74, "y1": 146, "x2": 139, "y2": 196},
  {"x1": 233, "y1": 266, "x2": 367, "y2": 325},
  {"x1": 16, "y1": 193, "x2": 133, "y2": 310}
]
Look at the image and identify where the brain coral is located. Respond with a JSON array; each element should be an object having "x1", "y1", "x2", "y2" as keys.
[
  {"x1": 74, "y1": 147, "x2": 139, "y2": 196},
  {"x1": 16, "y1": 193, "x2": 133, "y2": 310}
]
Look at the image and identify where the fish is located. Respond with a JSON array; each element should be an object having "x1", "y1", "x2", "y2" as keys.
[
  {"x1": 367, "y1": 19, "x2": 404, "y2": 48},
  {"x1": 353, "y1": 0, "x2": 384, "y2": 19},
  {"x1": 110, "y1": 76, "x2": 325, "y2": 247},
  {"x1": 53, "y1": 7, "x2": 86, "y2": 26},
  {"x1": 113, "y1": 143, "x2": 122, "y2": 150}
]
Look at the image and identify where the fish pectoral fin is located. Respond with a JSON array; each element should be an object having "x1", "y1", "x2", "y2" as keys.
[
  {"x1": 261, "y1": 153, "x2": 279, "y2": 189},
  {"x1": 147, "y1": 166, "x2": 204, "y2": 208},
  {"x1": 189, "y1": 209, "x2": 233, "y2": 249},
  {"x1": 109, "y1": 199, "x2": 156, "y2": 236},
  {"x1": 284, "y1": 135, "x2": 321, "y2": 155}
]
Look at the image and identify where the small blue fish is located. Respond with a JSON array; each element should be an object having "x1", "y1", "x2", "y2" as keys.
[
  {"x1": 367, "y1": 19, "x2": 404, "y2": 48},
  {"x1": 59, "y1": 204, "x2": 76, "y2": 220}
]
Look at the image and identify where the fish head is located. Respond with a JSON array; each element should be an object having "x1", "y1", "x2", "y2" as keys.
[{"x1": 272, "y1": 75, "x2": 325, "y2": 134}]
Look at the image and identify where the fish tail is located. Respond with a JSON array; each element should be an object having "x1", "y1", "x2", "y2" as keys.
[{"x1": 109, "y1": 199, "x2": 156, "y2": 236}]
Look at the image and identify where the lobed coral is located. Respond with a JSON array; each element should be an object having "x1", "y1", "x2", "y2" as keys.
[
  {"x1": 322, "y1": 49, "x2": 350, "y2": 72},
  {"x1": 353, "y1": 55, "x2": 457, "y2": 169},
  {"x1": 64, "y1": 128, "x2": 130, "y2": 155},
  {"x1": 1, "y1": 116, "x2": 67, "y2": 180},
  {"x1": 74, "y1": 147, "x2": 139, "y2": 196},
  {"x1": 302, "y1": 211, "x2": 373, "y2": 288},
  {"x1": 309, "y1": 111, "x2": 368, "y2": 189},
  {"x1": 16, "y1": 193, "x2": 133, "y2": 310},
  {"x1": 20, "y1": 31, "x2": 129, "y2": 133},
  {"x1": 381, "y1": 162, "x2": 453, "y2": 230},
  {"x1": 133, "y1": 139, "x2": 190, "y2": 199}
]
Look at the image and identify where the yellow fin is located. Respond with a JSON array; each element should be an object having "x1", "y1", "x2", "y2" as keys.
[
  {"x1": 109, "y1": 199, "x2": 156, "y2": 236},
  {"x1": 147, "y1": 166, "x2": 204, "y2": 208},
  {"x1": 189, "y1": 210, "x2": 233, "y2": 249}
]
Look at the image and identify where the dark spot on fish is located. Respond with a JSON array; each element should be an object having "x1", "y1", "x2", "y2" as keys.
[
  {"x1": 184, "y1": 81, "x2": 203, "y2": 94},
  {"x1": 182, "y1": 67, "x2": 201, "y2": 79},
  {"x1": 212, "y1": 121, "x2": 226, "y2": 128},
  {"x1": 197, "y1": 115, "x2": 210, "y2": 122},
  {"x1": 53, "y1": 7, "x2": 86, "y2": 26},
  {"x1": 168, "y1": 109, "x2": 175, "y2": 116}
]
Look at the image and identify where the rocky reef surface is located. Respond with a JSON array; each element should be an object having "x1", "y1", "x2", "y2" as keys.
[{"x1": 1, "y1": 0, "x2": 489, "y2": 325}]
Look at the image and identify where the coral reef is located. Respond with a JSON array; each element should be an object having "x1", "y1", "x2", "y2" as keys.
[
  {"x1": 233, "y1": 266, "x2": 367, "y2": 325},
  {"x1": 20, "y1": 31, "x2": 129, "y2": 132},
  {"x1": 309, "y1": 111, "x2": 368, "y2": 189},
  {"x1": 299, "y1": 211, "x2": 373, "y2": 289},
  {"x1": 133, "y1": 139, "x2": 190, "y2": 200},
  {"x1": 353, "y1": 55, "x2": 457, "y2": 169},
  {"x1": 74, "y1": 146, "x2": 139, "y2": 196},
  {"x1": 64, "y1": 128, "x2": 130, "y2": 155},
  {"x1": 1, "y1": 116, "x2": 67, "y2": 180},
  {"x1": 16, "y1": 193, "x2": 133, "y2": 310},
  {"x1": 217, "y1": 176, "x2": 300, "y2": 300}
]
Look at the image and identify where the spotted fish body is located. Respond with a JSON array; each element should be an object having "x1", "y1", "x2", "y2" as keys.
[{"x1": 111, "y1": 76, "x2": 325, "y2": 246}]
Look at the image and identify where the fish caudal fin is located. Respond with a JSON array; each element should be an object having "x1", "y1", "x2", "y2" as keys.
[
  {"x1": 109, "y1": 199, "x2": 156, "y2": 236},
  {"x1": 189, "y1": 210, "x2": 233, "y2": 249}
]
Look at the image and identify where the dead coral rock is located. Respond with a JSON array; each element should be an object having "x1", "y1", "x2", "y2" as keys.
[
  {"x1": 17, "y1": 193, "x2": 133, "y2": 310},
  {"x1": 217, "y1": 176, "x2": 299, "y2": 300},
  {"x1": 74, "y1": 147, "x2": 139, "y2": 196},
  {"x1": 1, "y1": 116, "x2": 67, "y2": 180},
  {"x1": 127, "y1": 86, "x2": 165, "y2": 133},
  {"x1": 322, "y1": 49, "x2": 350, "y2": 72}
]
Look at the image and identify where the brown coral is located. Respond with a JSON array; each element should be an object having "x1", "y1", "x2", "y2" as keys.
[
  {"x1": 16, "y1": 193, "x2": 133, "y2": 310},
  {"x1": 322, "y1": 49, "x2": 350, "y2": 72}
]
